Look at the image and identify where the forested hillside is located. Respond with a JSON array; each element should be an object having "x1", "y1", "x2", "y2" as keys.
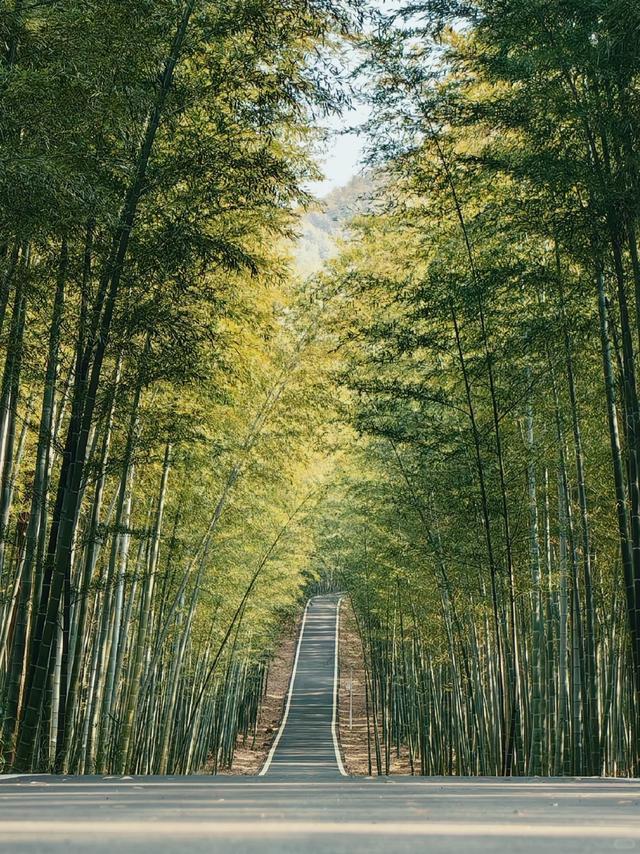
[
  {"x1": 293, "y1": 175, "x2": 373, "y2": 275},
  {"x1": 2, "y1": 0, "x2": 640, "y2": 782}
]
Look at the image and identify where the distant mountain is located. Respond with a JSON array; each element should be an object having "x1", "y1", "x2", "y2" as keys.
[{"x1": 293, "y1": 174, "x2": 374, "y2": 276}]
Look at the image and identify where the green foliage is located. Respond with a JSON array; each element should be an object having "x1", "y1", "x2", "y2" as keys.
[
  {"x1": 0, "y1": 0, "x2": 360, "y2": 774},
  {"x1": 310, "y1": 0, "x2": 640, "y2": 776}
]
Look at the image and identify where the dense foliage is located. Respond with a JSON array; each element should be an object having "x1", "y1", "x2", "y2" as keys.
[
  {"x1": 314, "y1": 0, "x2": 640, "y2": 776},
  {"x1": 0, "y1": 0, "x2": 360, "y2": 774},
  {"x1": 3, "y1": 0, "x2": 639, "y2": 780}
]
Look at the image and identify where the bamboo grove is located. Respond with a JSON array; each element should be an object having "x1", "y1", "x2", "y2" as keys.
[
  {"x1": 4, "y1": 0, "x2": 640, "y2": 781},
  {"x1": 0, "y1": 0, "x2": 362, "y2": 774},
  {"x1": 311, "y1": 0, "x2": 640, "y2": 777}
]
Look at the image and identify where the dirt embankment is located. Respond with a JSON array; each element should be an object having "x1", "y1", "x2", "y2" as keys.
[{"x1": 336, "y1": 598, "x2": 413, "y2": 775}]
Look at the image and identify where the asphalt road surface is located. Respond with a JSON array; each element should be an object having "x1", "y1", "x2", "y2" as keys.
[
  {"x1": 260, "y1": 593, "x2": 345, "y2": 778},
  {"x1": 1, "y1": 594, "x2": 639, "y2": 853}
]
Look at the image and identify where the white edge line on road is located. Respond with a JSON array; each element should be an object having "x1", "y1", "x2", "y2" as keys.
[
  {"x1": 332, "y1": 596, "x2": 348, "y2": 776},
  {"x1": 259, "y1": 599, "x2": 312, "y2": 776},
  {"x1": 3, "y1": 821, "x2": 639, "y2": 839}
]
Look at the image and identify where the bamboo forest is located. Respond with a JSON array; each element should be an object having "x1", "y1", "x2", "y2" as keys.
[{"x1": 1, "y1": 0, "x2": 640, "y2": 784}]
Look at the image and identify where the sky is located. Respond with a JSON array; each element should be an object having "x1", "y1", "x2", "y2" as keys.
[
  {"x1": 306, "y1": 0, "x2": 393, "y2": 198},
  {"x1": 306, "y1": 95, "x2": 372, "y2": 198}
]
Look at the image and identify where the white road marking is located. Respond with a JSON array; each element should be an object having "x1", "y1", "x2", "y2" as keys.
[
  {"x1": 332, "y1": 596, "x2": 347, "y2": 776},
  {"x1": 0, "y1": 820, "x2": 638, "y2": 839},
  {"x1": 259, "y1": 599, "x2": 311, "y2": 776},
  {"x1": 3, "y1": 779, "x2": 635, "y2": 794}
]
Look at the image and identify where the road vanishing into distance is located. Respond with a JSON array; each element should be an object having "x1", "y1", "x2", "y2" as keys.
[{"x1": 2, "y1": 594, "x2": 639, "y2": 853}]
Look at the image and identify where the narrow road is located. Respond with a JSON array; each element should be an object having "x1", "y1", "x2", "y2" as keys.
[
  {"x1": 1, "y1": 595, "x2": 639, "y2": 853},
  {"x1": 261, "y1": 593, "x2": 344, "y2": 779}
]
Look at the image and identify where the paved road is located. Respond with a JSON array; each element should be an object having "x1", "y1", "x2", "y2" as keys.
[
  {"x1": 1, "y1": 595, "x2": 639, "y2": 853},
  {"x1": 260, "y1": 593, "x2": 344, "y2": 778}
]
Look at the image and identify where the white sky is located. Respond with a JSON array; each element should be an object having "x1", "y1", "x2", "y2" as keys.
[
  {"x1": 307, "y1": 0, "x2": 394, "y2": 198},
  {"x1": 307, "y1": 103, "x2": 370, "y2": 197}
]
